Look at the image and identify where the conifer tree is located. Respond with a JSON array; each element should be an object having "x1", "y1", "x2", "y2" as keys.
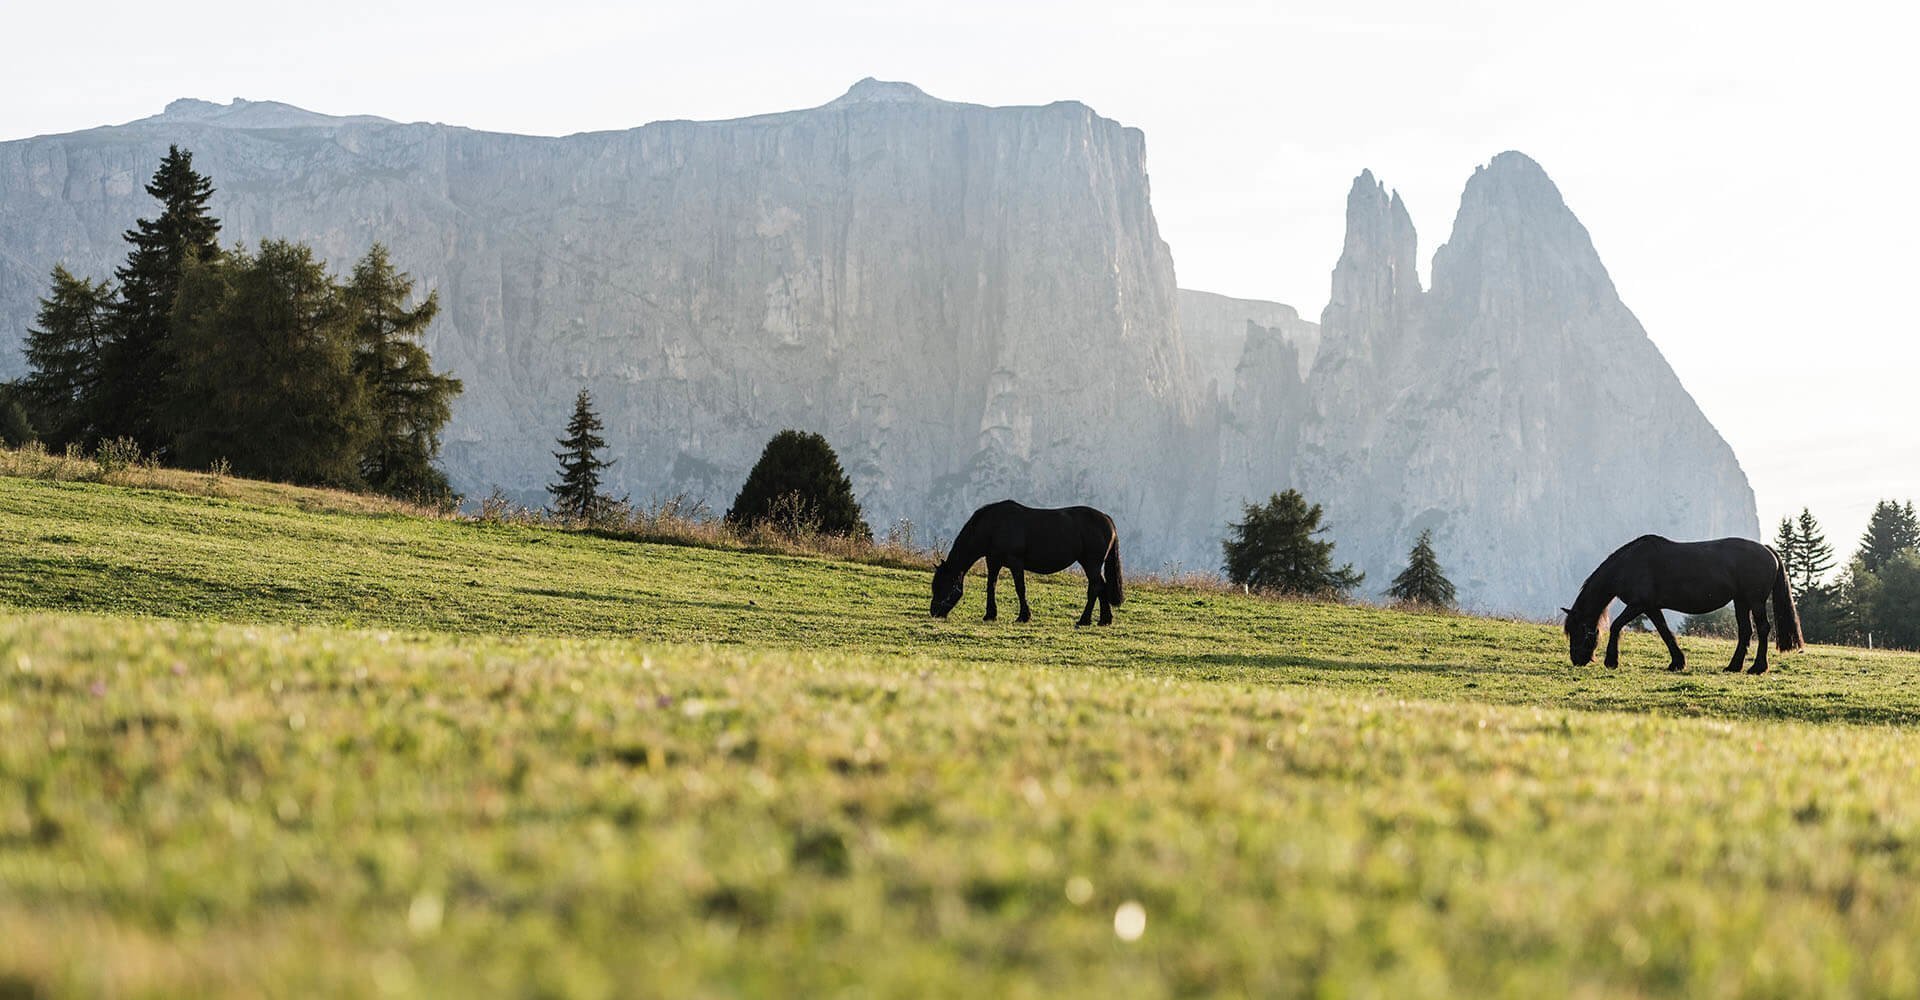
[
  {"x1": 1386, "y1": 529, "x2": 1456, "y2": 607},
  {"x1": 346, "y1": 245, "x2": 463, "y2": 501},
  {"x1": 167, "y1": 241, "x2": 367, "y2": 486},
  {"x1": 22, "y1": 266, "x2": 117, "y2": 447},
  {"x1": 1221, "y1": 489, "x2": 1363, "y2": 597},
  {"x1": 1857, "y1": 500, "x2": 1920, "y2": 574},
  {"x1": 102, "y1": 146, "x2": 222, "y2": 450},
  {"x1": 1789, "y1": 508, "x2": 1835, "y2": 593},
  {"x1": 726, "y1": 429, "x2": 870, "y2": 538},
  {"x1": 549, "y1": 389, "x2": 613, "y2": 521},
  {"x1": 1778, "y1": 508, "x2": 1841, "y2": 643}
]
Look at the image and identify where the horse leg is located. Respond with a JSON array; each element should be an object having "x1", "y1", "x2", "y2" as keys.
[
  {"x1": 1725, "y1": 597, "x2": 1752, "y2": 672},
  {"x1": 1604, "y1": 605, "x2": 1642, "y2": 669},
  {"x1": 1648, "y1": 610, "x2": 1685, "y2": 672},
  {"x1": 1748, "y1": 597, "x2": 1772, "y2": 675},
  {"x1": 983, "y1": 559, "x2": 1001, "y2": 622},
  {"x1": 1012, "y1": 565, "x2": 1031, "y2": 623},
  {"x1": 1077, "y1": 565, "x2": 1101, "y2": 627}
]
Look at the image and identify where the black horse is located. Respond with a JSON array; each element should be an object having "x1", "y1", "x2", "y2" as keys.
[
  {"x1": 930, "y1": 501, "x2": 1124, "y2": 626},
  {"x1": 1563, "y1": 535, "x2": 1804, "y2": 674}
]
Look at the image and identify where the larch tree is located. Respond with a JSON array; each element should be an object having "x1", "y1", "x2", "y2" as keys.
[
  {"x1": 167, "y1": 241, "x2": 368, "y2": 486},
  {"x1": 346, "y1": 245, "x2": 463, "y2": 501},
  {"x1": 22, "y1": 266, "x2": 117, "y2": 447}
]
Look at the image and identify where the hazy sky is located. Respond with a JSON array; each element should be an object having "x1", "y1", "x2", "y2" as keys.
[{"x1": 5, "y1": 0, "x2": 1915, "y2": 568}]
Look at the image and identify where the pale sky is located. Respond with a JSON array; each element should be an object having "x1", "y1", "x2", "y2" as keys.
[{"x1": 5, "y1": 0, "x2": 1915, "y2": 572}]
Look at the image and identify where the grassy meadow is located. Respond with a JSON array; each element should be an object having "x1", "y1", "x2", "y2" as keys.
[{"x1": 5, "y1": 471, "x2": 1920, "y2": 996}]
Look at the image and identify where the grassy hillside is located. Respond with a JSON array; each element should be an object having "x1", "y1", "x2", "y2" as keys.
[{"x1": 5, "y1": 473, "x2": 1920, "y2": 997}]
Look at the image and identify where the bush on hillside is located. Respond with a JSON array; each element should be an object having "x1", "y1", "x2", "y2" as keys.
[{"x1": 726, "y1": 429, "x2": 870, "y2": 539}]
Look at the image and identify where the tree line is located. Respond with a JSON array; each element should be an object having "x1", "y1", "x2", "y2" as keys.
[
  {"x1": 1767, "y1": 501, "x2": 1920, "y2": 650},
  {"x1": 3, "y1": 147, "x2": 462, "y2": 500}
]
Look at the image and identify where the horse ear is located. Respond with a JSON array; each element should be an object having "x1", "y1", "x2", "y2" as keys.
[{"x1": 1559, "y1": 607, "x2": 1570, "y2": 616}]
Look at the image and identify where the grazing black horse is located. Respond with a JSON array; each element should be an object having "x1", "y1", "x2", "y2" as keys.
[
  {"x1": 1563, "y1": 535, "x2": 1804, "y2": 674},
  {"x1": 930, "y1": 501, "x2": 1124, "y2": 626}
]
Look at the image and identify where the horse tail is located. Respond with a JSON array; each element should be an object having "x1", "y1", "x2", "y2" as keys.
[
  {"x1": 1773, "y1": 557, "x2": 1805, "y2": 652},
  {"x1": 1104, "y1": 538, "x2": 1125, "y2": 606}
]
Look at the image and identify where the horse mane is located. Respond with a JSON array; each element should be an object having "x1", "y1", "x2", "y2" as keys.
[
  {"x1": 1564, "y1": 565, "x2": 1616, "y2": 635},
  {"x1": 1562, "y1": 537, "x2": 1659, "y2": 634},
  {"x1": 940, "y1": 507, "x2": 990, "y2": 572}
]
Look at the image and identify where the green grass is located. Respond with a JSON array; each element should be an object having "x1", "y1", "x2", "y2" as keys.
[{"x1": 4, "y1": 474, "x2": 1920, "y2": 997}]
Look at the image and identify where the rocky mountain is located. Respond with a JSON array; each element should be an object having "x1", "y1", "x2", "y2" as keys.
[
  {"x1": 1286, "y1": 155, "x2": 1758, "y2": 609},
  {"x1": 0, "y1": 80, "x2": 1214, "y2": 561},
  {"x1": 1176, "y1": 289, "x2": 1319, "y2": 399},
  {"x1": 0, "y1": 86, "x2": 1757, "y2": 611}
]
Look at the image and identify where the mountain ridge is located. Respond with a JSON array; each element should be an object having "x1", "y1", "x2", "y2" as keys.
[{"x1": 0, "y1": 84, "x2": 1756, "y2": 612}]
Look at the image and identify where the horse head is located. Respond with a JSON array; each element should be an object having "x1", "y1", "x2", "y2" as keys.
[
  {"x1": 930, "y1": 562, "x2": 965, "y2": 618},
  {"x1": 1562, "y1": 605, "x2": 1608, "y2": 665}
]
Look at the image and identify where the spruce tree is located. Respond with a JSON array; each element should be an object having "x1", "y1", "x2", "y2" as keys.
[
  {"x1": 1857, "y1": 500, "x2": 1920, "y2": 574},
  {"x1": 346, "y1": 245, "x2": 463, "y2": 501},
  {"x1": 1221, "y1": 489, "x2": 1363, "y2": 597},
  {"x1": 167, "y1": 241, "x2": 368, "y2": 486},
  {"x1": 22, "y1": 266, "x2": 117, "y2": 447},
  {"x1": 1386, "y1": 529, "x2": 1456, "y2": 607},
  {"x1": 1790, "y1": 508, "x2": 1835, "y2": 593},
  {"x1": 102, "y1": 146, "x2": 222, "y2": 450},
  {"x1": 726, "y1": 429, "x2": 870, "y2": 538},
  {"x1": 1780, "y1": 508, "x2": 1840, "y2": 643},
  {"x1": 549, "y1": 389, "x2": 613, "y2": 521}
]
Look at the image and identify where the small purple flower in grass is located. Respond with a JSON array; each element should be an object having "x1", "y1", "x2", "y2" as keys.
[
  {"x1": 89, "y1": 680, "x2": 107, "y2": 698},
  {"x1": 655, "y1": 694, "x2": 675, "y2": 710}
]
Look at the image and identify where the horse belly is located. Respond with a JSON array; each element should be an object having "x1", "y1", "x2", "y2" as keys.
[{"x1": 1024, "y1": 551, "x2": 1079, "y2": 575}]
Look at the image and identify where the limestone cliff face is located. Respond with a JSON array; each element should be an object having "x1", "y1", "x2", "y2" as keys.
[
  {"x1": 1291, "y1": 153, "x2": 1758, "y2": 611},
  {"x1": 1176, "y1": 289, "x2": 1319, "y2": 399},
  {"x1": 0, "y1": 91, "x2": 1758, "y2": 611},
  {"x1": 0, "y1": 81, "x2": 1213, "y2": 560}
]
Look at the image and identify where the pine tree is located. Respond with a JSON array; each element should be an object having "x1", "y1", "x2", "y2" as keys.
[
  {"x1": 101, "y1": 146, "x2": 222, "y2": 450},
  {"x1": 726, "y1": 429, "x2": 870, "y2": 538},
  {"x1": 1790, "y1": 508, "x2": 1835, "y2": 592},
  {"x1": 1774, "y1": 516, "x2": 1801, "y2": 582},
  {"x1": 1386, "y1": 529, "x2": 1456, "y2": 607},
  {"x1": 346, "y1": 245, "x2": 463, "y2": 501},
  {"x1": 167, "y1": 241, "x2": 368, "y2": 486},
  {"x1": 549, "y1": 389, "x2": 613, "y2": 521},
  {"x1": 21, "y1": 266, "x2": 117, "y2": 447},
  {"x1": 1221, "y1": 489, "x2": 1364, "y2": 597},
  {"x1": 1857, "y1": 500, "x2": 1920, "y2": 574}
]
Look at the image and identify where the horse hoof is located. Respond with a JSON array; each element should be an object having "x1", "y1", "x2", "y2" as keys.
[
  {"x1": 1016, "y1": 614, "x2": 1031, "y2": 624},
  {"x1": 1097, "y1": 618, "x2": 1113, "y2": 627},
  {"x1": 1724, "y1": 662, "x2": 1744, "y2": 673},
  {"x1": 1747, "y1": 663, "x2": 1769, "y2": 676},
  {"x1": 1075, "y1": 619, "x2": 1091, "y2": 628},
  {"x1": 982, "y1": 614, "x2": 996, "y2": 623},
  {"x1": 1666, "y1": 662, "x2": 1686, "y2": 673}
]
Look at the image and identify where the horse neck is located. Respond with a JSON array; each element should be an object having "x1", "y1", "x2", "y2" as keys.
[
  {"x1": 1571, "y1": 574, "x2": 1614, "y2": 625},
  {"x1": 943, "y1": 521, "x2": 983, "y2": 572}
]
